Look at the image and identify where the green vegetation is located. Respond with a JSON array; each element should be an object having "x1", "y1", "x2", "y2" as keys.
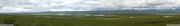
[{"x1": 0, "y1": 14, "x2": 180, "y2": 26}]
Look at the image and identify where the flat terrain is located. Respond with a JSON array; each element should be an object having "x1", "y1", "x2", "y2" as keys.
[{"x1": 0, "y1": 14, "x2": 180, "y2": 26}]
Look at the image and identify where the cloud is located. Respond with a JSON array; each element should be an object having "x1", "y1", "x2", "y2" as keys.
[
  {"x1": 47, "y1": 9, "x2": 88, "y2": 12},
  {"x1": 0, "y1": 6, "x2": 32, "y2": 12},
  {"x1": 0, "y1": 0, "x2": 180, "y2": 12},
  {"x1": 121, "y1": 0, "x2": 178, "y2": 10}
]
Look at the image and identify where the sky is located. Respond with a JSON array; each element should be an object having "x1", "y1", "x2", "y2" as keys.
[{"x1": 0, "y1": 0, "x2": 179, "y2": 12}]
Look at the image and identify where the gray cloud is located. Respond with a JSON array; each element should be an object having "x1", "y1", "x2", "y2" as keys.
[{"x1": 0, "y1": 0, "x2": 179, "y2": 12}]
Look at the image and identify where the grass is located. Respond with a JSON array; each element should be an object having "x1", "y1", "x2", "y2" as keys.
[{"x1": 0, "y1": 14, "x2": 180, "y2": 26}]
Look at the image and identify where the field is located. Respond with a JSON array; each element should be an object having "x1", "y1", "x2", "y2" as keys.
[{"x1": 0, "y1": 14, "x2": 180, "y2": 26}]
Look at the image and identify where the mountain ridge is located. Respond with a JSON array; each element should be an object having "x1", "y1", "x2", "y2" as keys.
[{"x1": 1, "y1": 10, "x2": 180, "y2": 15}]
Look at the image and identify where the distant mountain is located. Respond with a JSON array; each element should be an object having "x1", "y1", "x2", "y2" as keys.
[{"x1": 1, "y1": 10, "x2": 180, "y2": 15}]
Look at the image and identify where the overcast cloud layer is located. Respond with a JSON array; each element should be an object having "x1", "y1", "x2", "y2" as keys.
[{"x1": 0, "y1": 0, "x2": 180, "y2": 12}]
